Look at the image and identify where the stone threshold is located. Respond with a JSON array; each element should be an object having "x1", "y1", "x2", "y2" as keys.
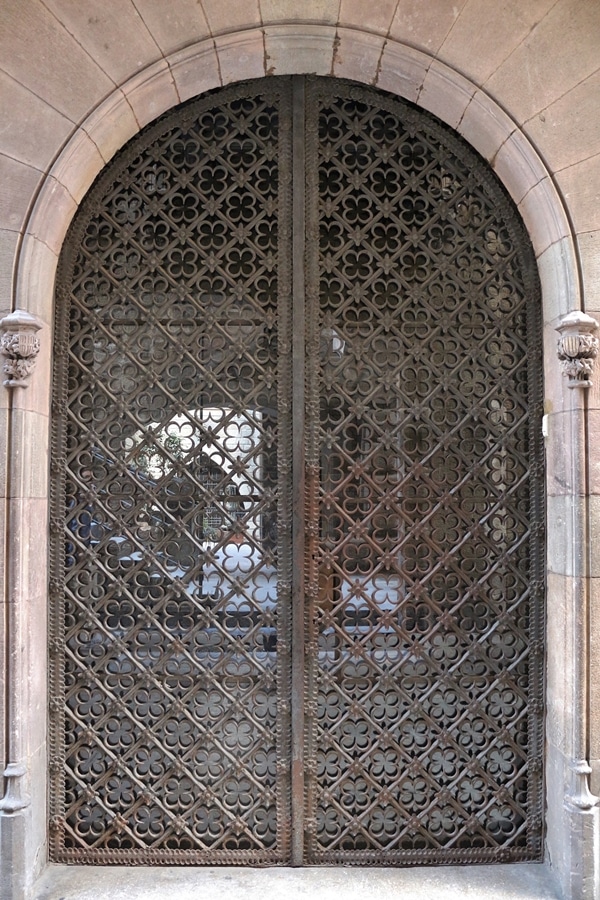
[{"x1": 34, "y1": 862, "x2": 561, "y2": 900}]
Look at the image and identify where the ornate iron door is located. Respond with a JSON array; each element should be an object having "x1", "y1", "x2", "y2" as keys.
[
  {"x1": 300, "y1": 80, "x2": 544, "y2": 865},
  {"x1": 50, "y1": 77, "x2": 544, "y2": 867}
]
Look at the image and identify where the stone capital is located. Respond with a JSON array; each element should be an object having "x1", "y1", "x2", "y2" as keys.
[
  {"x1": 556, "y1": 311, "x2": 599, "y2": 389},
  {"x1": 0, "y1": 309, "x2": 43, "y2": 389}
]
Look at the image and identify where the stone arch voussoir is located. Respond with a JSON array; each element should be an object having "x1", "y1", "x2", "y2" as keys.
[{"x1": 15, "y1": 27, "x2": 580, "y2": 332}]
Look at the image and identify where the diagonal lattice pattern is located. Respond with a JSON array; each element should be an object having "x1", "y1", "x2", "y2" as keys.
[
  {"x1": 50, "y1": 81, "x2": 293, "y2": 864},
  {"x1": 50, "y1": 76, "x2": 544, "y2": 867},
  {"x1": 303, "y1": 80, "x2": 544, "y2": 865}
]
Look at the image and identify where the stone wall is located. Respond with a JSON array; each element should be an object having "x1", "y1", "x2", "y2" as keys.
[{"x1": 0, "y1": 2, "x2": 599, "y2": 898}]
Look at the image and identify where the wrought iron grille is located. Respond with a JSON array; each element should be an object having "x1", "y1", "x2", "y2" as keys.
[
  {"x1": 50, "y1": 76, "x2": 544, "y2": 867},
  {"x1": 302, "y1": 79, "x2": 544, "y2": 865},
  {"x1": 50, "y1": 81, "x2": 293, "y2": 864}
]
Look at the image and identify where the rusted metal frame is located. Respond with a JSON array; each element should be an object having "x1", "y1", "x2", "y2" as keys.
[
  {"x1": 290, "y1": 75, "x2": 307, "y2": 866},
  {"x1": 274, "y1": 77, "x2": 294, "y2": 864},
  {"x1": 301, "y1": 77, "x2": 323, "y2": 863},
  {"x1": 48, "y1": 281, "x2": 71, "y2": 861}
]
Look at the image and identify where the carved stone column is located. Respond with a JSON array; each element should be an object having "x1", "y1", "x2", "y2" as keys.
[
  {"x1": 0, "y1": 310, "x2": 43, "y2": 388},
  {"x1": 0, "y1": 309, "x2": 43, "y2": 900},
  {"x1": 556, "y1": 311, "x2": 600, "y2": 899}
]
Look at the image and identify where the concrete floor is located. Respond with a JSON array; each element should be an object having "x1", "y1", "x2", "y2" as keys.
[{"x1": 34, "y1": 863, "x2": 562, "y2": 900}]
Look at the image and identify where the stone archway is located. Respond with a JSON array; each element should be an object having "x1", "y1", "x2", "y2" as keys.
[{"x1": 2, "y1": 25, "x2": 593, "y2": 900}]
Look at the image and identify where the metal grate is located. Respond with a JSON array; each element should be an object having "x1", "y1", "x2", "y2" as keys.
[
  {"x1": 50, "y1": 81, "x2": 294, "y2": 864},
  {"x1": 302, "y1": 80, "x2": 545, "y2": 864},
  {"x1": 50, "y1": 76, "x2": 544, "y2": 866}
]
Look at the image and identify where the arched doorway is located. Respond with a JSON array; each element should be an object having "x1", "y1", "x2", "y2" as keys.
[{"x1": 49, "y1": 75, "x2": 544, "y2": 866}]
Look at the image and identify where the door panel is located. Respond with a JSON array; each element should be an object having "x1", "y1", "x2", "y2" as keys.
[
  {"x1": 302, "y1": 80, "x2": 544, "y2": 864},
  {"x1": 50, "y1": 76, "x2": 544, "y2": 867},
  {"x1": 50, "y1": 82, "x2": 294, "y2": 864}
]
